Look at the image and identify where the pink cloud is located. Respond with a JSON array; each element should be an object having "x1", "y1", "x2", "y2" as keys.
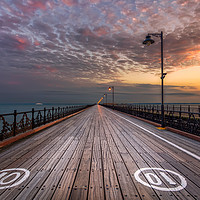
[
  {"x1": 15, "y1": 36, "x2": 29, "y2": 50},
  {"x1": 35, "y1": 65, "x2": 58, "y2": 73},
  {"x1": 34, "y1": 41, "x2": 40, "y2": 46},
  {"x1": 29, "y1": 1, "x2": 47, "y2": 10},
  {"x1": 14, "y1": 0, "x2": 48, "y2": 15},
  {"x1": 80, "y1": 27, "x2": 96, "y2": 37},
  {"x1": 62, "y1": 0, "x2": 78, "y2": 6},
  {"x1": 7, "y1": 81, "x2": 21, "y2": 85},
  {"x1": 94, "y1": 26, "x2": 109, "y2": 37},
  {"x1": 35, "y1": 65, "x2": 42, "y2": 69},
  {"x1": 45, "y1": 66, "x2": 58, "y2": 73},
  {"x1": 89, "y1": 0, "x2": 100, "y2": 4}
]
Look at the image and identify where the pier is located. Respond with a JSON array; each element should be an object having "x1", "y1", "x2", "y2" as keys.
[{"x1": 0, "y1": 105, "x2": 200, "y2": 199}]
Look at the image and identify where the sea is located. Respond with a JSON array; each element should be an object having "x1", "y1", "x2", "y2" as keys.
[
  {"x1": 0, "y1": 103, "x2": 87, "y2": 115},
  {"x1": 0, "y1": 103, "x2": 199, "y2": 115}
]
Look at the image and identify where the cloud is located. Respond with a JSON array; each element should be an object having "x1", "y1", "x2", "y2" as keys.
[
  {"x1": 62, "y1": 0, "x2": 79, "y2": 7},
  {"x1": 0, "y1": 0, "x2": 200, "y2": 103}
]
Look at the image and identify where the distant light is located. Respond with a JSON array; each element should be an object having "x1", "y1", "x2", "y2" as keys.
[{"x1": 108, "y1": 87, "x2": 112, "y2": 91}]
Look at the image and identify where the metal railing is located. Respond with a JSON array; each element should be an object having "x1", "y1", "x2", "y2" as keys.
[
  {"x1": 0, "y1": 105, "x2": 93, "y2": 141},
  {"x1": 103, "y1": 104, "x2": 200, "y2": 136}
]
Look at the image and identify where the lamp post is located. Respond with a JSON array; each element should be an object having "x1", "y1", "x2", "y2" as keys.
[
  {"x1": 143, "y1": 31, "x2": 166, "y2": 128},
  {"x1": 104, "y1": 93, "x2": 107, "y2": 105},
  {"x1": 108, "y1": 86, "x2": 114, "y2": 109}
]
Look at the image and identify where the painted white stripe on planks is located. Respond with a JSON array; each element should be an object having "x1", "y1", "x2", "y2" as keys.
[{"x1": 105, "y1": 108, "x2": 200, "y2": 161}]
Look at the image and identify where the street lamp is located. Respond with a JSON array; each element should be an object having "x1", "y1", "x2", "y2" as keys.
[
  {"x1": 104, "y1": 93, "x2": 107, "y2": 105},
  {"x1": 108, "y1": 86, "x2": 114, "y2": 109},
  {"x1": 143, "y1": 31, "x2": 166, "y2": 128}
]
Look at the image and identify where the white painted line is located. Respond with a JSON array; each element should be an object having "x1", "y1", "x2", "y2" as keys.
[
  {"x1": 134, "y1": 168, "x2": 187, "y2": 191},
  {"x1": 105, "y1": 108, "x2": 200, "y2": 161}
]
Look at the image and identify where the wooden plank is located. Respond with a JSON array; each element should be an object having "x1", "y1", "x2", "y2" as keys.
[
  {"x1": 68, "y1": 112, "x2": 96, "y2": 200},
  {"x1": 51, "y1": 110, "x2": 95, "y2": 200},
  {"x1": 88, "y1": 115, "x2": 105, "y2": 200},
  {"x1": 99, "y1": 114, "x2": 123, "y2": 200},
  {"x1": 101, "y1": 114, "x2": 140, "y2": 200}
]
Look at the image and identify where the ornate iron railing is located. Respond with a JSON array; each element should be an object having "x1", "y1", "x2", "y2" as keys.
[
  {"x1": 103, "y1": 104, "x2": 200, "y2": 136},
  {"x1": 0, "y1": 105, "x2": 92, "y2": 141}
]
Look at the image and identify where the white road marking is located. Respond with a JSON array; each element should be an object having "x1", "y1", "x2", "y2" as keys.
[
  {"x1": 105, "y1": 108, "x2": 200, "y2": 161},
  {"x1": 0, "y1": 172, "x2": 21, "y2": 185},
  {"x1": 134, "y1": 168, "x2": 187, "y2": 191},
  {"x1": 0, "y1": 168, "x2": 30, "y2": 189}
]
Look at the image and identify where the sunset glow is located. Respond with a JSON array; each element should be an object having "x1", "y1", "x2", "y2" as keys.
[{"x1": 0, "y1": 0, "x2": 199, "y2": 103}]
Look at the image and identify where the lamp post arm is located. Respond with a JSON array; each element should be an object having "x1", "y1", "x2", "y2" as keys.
[{"x1": 148, "y1": 33, "x2": 161, "y2": 38}]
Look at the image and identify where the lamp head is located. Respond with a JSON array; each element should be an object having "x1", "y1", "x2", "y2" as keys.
[
  {"x1": 143, "y1": 35, "x2": 155, "y2": 46},
  {"x1": 108, "y1": 87, "x2": 112, "y2": 91}
]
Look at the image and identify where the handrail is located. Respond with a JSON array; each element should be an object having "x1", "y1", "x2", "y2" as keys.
[
  {"x1": 103, "y1": 104, "x2": 200, "y2": 136},
  {"x1": 0, "y1": 105, "x2": 93, "y2": 141}
]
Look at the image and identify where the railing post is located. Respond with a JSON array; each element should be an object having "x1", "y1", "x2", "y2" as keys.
[
  {"x1": 52, "y1": 107, "x2": 54, "y2": 121},
  {"x1": 13, "y1": 110, "x2": 17, "y2": 136},
  {"x1": 58, "y1": 107, "x2": 60, "y2": 119},
  {"x1": 199, "y1": 105, "x2": 200, "y2": 118},
  {"x1": 179, "y1": 105, "x2": 182, "y2": 118},
  {"x1": 44, "y1": 107, "x2": 46, "y2": 124},
  {"x1": 32, "y1": 108, "x2": 35, "y2": 129}
]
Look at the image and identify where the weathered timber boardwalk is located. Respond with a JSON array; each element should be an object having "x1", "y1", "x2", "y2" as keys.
[{"x1": 0, "y1": 105, "x2": 200, "y2": 200}]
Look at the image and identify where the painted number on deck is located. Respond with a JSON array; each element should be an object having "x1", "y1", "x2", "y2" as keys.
[
  {"x1": 0, "y1": 168, "x2": 30, "y2": 189},
  {"x1": 134, "y1": 168, "x2": 187, "y2": 191}
]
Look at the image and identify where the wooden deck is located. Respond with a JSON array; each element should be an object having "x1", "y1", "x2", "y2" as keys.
[{"x1": 0, "y1": 105, "x2": 200, "y2": 200}]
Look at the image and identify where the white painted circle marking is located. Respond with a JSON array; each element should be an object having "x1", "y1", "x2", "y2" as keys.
[
  {"x1": 0, "y1": 168, "x2": 30, "y2": 189},
  {"x1": 134, "y1": 168, "x2": 187, "y2": 191},
  {"x1": 0, "y1": 172, "x2": 21, "y2": 185}
]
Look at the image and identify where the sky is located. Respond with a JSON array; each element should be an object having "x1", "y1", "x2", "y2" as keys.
[{"x1": 0, "y1": 0, "x2": 200, "y2": 104}]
